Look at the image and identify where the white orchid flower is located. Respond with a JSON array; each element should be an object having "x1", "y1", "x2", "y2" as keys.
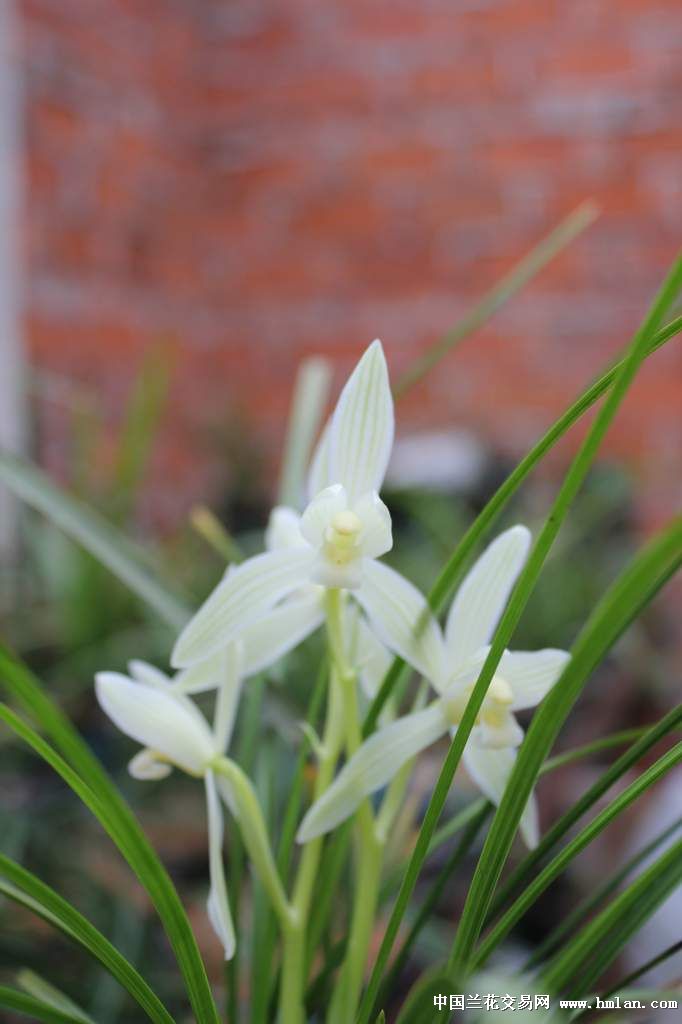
[
  {"x1": 171, "y1": 339, "x2": 401, "y2": 670},
  {"x1": 95, "y1": 651, "x2": 245, "y2": 959},
  {"x1": 297, "y1": 526, "x2": 570, "y2": 849}
]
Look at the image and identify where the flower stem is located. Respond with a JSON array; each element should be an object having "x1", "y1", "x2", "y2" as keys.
[
  {"x1": 324, "y1": 588, "x2": 385, "y2": 1023},
  {"x1": 279, "y1": 643, "x2": 345, "y2": 1024}
]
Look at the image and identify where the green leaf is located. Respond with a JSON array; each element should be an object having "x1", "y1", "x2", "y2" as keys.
[
  {"x1": 0, "y1": 859, "x2": 174, "y2": 1024},
  {"x1": 356, "y1": 257, "x2": 682, "y2": 1024},
  {"x1": 364, "y1": 311, "x2": 682, "y2": 736},
  {"x1": 279, "y1": 356, "x2": 332, "y2": 507},
  {"x1": 0, "y1": 986, "x2": 88, "y2": 1024},
  {"x1": 394, "y1": 201, "x2": 599, "y2": 396},
  {"x1": 541, "y1": 838, "x2": 682, "y2": 993},
  {"x1": 0, "y1": 452, "x2": 190, "y2": 629},
  {"x1": 0, "y1": 654, "x2": 219, "y2": 1024},
  {"x1": 16, "y1": 971, "x2": 94, "y2": 1024},
  {"x1": 472, "y1": 741, "x2": 682, "y2": 967}
]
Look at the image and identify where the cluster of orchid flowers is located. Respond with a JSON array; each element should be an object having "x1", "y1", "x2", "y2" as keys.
[{"x1": 95, "y1": 341, "x2": 570, "y2": 960}]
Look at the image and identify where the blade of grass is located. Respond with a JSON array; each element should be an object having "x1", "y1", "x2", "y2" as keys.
[
  {"x1": 423, "y1": 725, "x2": 655, "y2": 871},
  {"x1": 364, "y1": 312, "x2": 682, "y2": 736},
  {"x1": 17, "y1": 971, "x2": 94, "y2": 1024},
  {"x1": 472, "y1": 742, "x2": 682, "y2": 968},
  {"x1": 0, "y1": 698, "x2": 219, "y2": 1024},
  {"x1": 524, "y1": 817, "x2": 682, "y2": 971},
  {"x1": 0, "y1": 986, "x2": 90, "y2": 1024},
  {"x1": 541, "y1": 838, "x2": 682, "y2": 994},
  {"x1": 0, "y1": 453, "x2": 190, "y2": 629},
  {"x1": 394, "y1": 201, "x2": 599, "y2": 396},
  {"x1": 487, "y1": 706, "x2": 682, "y2": 922},
  {"x1": 0, "y1": 861, "x2": 173, "y2": 1024},
  {"x1": 279, "y1": 356, "x2": 332, "y2": 508},
  {"x1": 540, "y1": 727, "x2": 650, "y2": 773},
  {"x1": 357, "y1": 257, "x2": 682, "y2": 1023},
  {"x1": 603, "y1": 939, "x2": 682, "y2": 998}
]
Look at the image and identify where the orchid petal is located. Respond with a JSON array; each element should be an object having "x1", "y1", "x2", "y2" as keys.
[
  {"x1": 213, "y1": 643, "x2": 244, "y2": 755},
  {"x1": 174, "y1": 592, "x2": 324, "y2": 694},
  {"x1": 205, "y1": 770, "x2": 236, "y2": 959},
  {"x1": 353, "y1": 491, "x2": 393, "y2": 559},
  {"x1": 499, "y1": 648, "x2": 571, "y2": 711},
  {"x1": 355, "y1": 560, "x2": 446, "y2": 687},
  {"x1": 463, "y1": 741, "x2": 539, "y2": 849},
  {"x1": 445, "y1": 526, "x2": 531, "y2": 667},
  {"x1": 307, "y1": 420, "x2": 332, "y2": 498},
  {"x1": 127, "y1": 660, "x2": 172, "y2": 688},
  {"x1": 297, "y1": 702, "x2": 449, "y2": 842},
  {"x1": 171, "y1": 547, "x2": 315, "y2": 668},
  {"x1": 95, "y1": 672, "x2": 215, "y2": 776},
  {"x1": 128, "y1": 749, "x2": 172, "y2": 780},
  {"x1": 237, "y1": 591, "x2": 325, "y2": 675},
  {"x1": 476, "y1": 714, "x2": 525, "y2": 750},
  {"x1": 265, "y1": 506, "x2": 306, "y2": 551},
  {"x1": 327, "y1": 340, "x2": 394, "y2": 502},
  {"x1": 353, "y1": 616, "x2": 393, "y2": 699}
]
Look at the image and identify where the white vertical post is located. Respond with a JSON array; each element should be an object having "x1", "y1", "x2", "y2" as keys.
[{"x1": 0, "y1": 0, "x2": 26, "y2": 557}]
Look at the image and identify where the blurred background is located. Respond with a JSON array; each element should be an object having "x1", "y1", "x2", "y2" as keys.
[{"x1": 0, "y1": 0, "x2": 680, "y2": 1019}]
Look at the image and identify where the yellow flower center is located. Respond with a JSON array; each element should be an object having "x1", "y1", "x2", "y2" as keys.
[{"x1": 443, "y1": 675, "x2": 514, "y2": 729}]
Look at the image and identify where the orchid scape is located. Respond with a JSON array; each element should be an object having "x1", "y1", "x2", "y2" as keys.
[{"x1": 0, "y1": 247, "x2": 681, "y2": 1024}]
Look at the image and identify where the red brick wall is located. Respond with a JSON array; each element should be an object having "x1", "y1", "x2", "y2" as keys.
[{"x1": 20, "y1": 0, "x2": 682, "y2": 530}]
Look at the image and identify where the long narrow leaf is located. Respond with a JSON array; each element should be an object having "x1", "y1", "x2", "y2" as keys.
[
  {"x1": 425, "y1": 726, "x2": 655, "y2": 869},
  {"x1": 0, "y1": 986, "x2": 87, "y2": 1024},
  {"x1": 0, "y1": 861, "x2": 173, "y2": 1024},
  {"x1": 0, "y1": 452, "x2": 190, "y2": 629},
  {"x1": 603, "y1": 939, "x2": 682, "y2": 999},
  {"x1": 472, "y1": 742, "x2": 682, "y2": 967},
  {"x1": 524, "y1": 817, "x2": 682, "y2": 971},
  {"x1": 358, "y1": 259, "x2": 682, "y2": 1023},
  {"x1": 16, "y1": 971, "x2": 94, "y2": 1024},
  {"x1": 541, "y1": 839, "x2": 682, "y2": 993}
]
